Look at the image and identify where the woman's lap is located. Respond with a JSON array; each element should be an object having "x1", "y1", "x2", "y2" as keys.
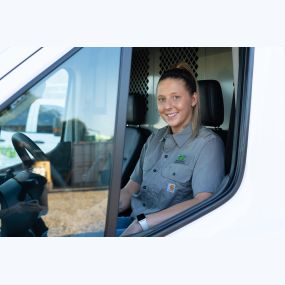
[{"x1": 67, "y1": 216, "x2": 133, "y2": 237}]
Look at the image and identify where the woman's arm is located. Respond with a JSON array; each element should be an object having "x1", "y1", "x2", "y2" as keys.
[
  {"x1": 121, "y1": 192, "x2": 212, "y2": 236},
  {"x1": 119, "y1": 180, "x2": 140, "y2": 213}
]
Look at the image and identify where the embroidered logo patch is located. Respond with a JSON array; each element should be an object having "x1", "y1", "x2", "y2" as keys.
[
  {"x1": 175, "y1": 154, "x2": 186, "y2": 164},
  {"x1": 166, "y1": 183, "x2": 176, "y2": 193}
]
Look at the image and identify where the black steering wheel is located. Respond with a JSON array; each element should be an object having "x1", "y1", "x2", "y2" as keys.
[
  {"x1": 12, "y1": 132, "x2": 67, "y2": 187},
  {"x1": 12, "y1": 132, "x2": 48, "y2": 168}
]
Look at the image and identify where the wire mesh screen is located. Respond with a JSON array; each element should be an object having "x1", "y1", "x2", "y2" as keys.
[
  {"x1": 159, "y1": 47, "x2": 199, "y2": 77},
  {"x1": 129, "y1": 47, "x2": 199, "y2": 114},
  {"x1": 129, "y1": 48, "x2": 150, "y2": 96}
]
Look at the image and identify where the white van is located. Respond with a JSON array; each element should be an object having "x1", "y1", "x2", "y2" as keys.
[
  {"x1": 0, "y1": 98, "x2": 64, "y2": 168},
  {"x1": 0, "y1": 47, "x2": 284, "y2": 243}
]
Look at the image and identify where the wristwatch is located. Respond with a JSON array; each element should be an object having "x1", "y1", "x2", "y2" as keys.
[{"x1": 136, "y1": 213, "x2": 149, "y2": 231}]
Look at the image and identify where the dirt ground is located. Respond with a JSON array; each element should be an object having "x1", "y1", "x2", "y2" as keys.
[{"x1": 43, "y1": 190, "x2": 108, "y2": 237}]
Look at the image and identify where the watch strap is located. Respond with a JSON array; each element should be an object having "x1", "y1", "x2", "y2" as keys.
[{"x1": 138, "y1": 217, "x2": 149, "y2": 231}]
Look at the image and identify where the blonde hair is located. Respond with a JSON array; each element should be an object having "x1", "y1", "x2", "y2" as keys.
[{"x1": 158, "y1": 62, "x2": 201, "y2": 137}]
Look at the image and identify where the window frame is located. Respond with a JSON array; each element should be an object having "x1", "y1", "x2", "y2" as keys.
[
  {"x1": 0, "y1": 47, "x2": 132, "y2": 237},
  {"x1": 104, "y1": 48, "x2": 132, "y2": 236},
  {"x1": 131, "y1": 47, "x2": 255, "y2": 237},
  {"x1": 0, "y1": 48, "x2": 81, "y2": 113}
]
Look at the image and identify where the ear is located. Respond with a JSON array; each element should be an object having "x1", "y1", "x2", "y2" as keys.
[{"x1": 191, "y1": 92, "x2": 198, "y2": 107}]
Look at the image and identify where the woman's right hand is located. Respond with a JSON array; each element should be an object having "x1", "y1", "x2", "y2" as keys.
[
  {"x1": 119, "y1": 180, "x2": 140, "y2": 213},
  {"x1": 119, "y1": 188, "x2": 131, "y2": 213}
]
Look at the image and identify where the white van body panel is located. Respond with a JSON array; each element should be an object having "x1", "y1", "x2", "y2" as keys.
[
  {"x1": 0, "y1": 47, "x2": 40, "y2": 78},
  {"x1": 161, "y1": 48, "x2": 285, "y2": 284},
  {"x1": 0, "y1": 47, "x2": 71, "y2": 105},
  {"x1": 1, "y1": 47, "x2": 284, "y2": 284},
  {"x1": 1, "y1": 47, "x2": 283, "y2": 237}
]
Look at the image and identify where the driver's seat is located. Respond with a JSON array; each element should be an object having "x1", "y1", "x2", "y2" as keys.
[{"x1": 121, "y1": 94, "x2": 151, "y2": 187}]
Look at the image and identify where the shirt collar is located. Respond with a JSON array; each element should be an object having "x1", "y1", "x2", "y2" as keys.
[{"x1": 160, "y1": 123, "x2": 193, "y2": 148}]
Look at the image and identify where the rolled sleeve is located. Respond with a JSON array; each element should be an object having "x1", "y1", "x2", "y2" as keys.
[
  {"x1": 192, "y1": 136, "x2": 225, "y2": 196},
  {"x1": 130, "y1": 158, "x2": 143, "y2": 185}
]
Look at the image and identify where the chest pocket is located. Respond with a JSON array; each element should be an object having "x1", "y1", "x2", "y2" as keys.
[{"x1": 162, "y1": 163, "x2": 194, "y2": 184}]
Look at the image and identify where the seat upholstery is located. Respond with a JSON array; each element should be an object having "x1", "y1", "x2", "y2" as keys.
[
  {"x1": 199, "y1": 80, "x2": 224, "y2": 127},
  {"x1": 121, "y1": 94, "x2": 151, "y2": 187},
  {"x1": 198, "y1": 80, "x2": 227, "y2": 145}
]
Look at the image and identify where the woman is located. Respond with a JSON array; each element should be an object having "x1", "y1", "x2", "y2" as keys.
[{"x1": 118, "y1": 62, "x2": 225, "y2": 236}]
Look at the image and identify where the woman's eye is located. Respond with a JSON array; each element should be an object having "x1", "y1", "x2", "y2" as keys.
[
  {"x1": 173, "y1": 96, "x2": 180, "y2": 101},
  {"x1": 158, "y1": 97, "x2": 165, "y2": 103}
]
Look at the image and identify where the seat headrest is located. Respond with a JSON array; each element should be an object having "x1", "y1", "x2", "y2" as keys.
[
  {"x1": 127, "y1": 94, "x2": 147, "y2": 125},
  {"x1": 199, "y1": 80, "x2": 224, "y2": 127}
]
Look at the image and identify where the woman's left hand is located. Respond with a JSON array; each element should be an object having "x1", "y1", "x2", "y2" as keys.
[{"x1": 120, "y1": 220, "x2": 142, "y2": 236}]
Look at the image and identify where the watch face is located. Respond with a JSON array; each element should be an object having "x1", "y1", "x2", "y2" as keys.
[{"x1": 137, "y1": 213, "x2": 145, "y2": 221}]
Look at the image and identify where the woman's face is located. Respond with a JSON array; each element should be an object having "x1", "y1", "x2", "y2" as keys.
[{"x1": 157, "y1": 78, "x2": 197, "y2": 134}]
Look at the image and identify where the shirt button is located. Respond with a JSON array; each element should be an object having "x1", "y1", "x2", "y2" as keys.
[
  {"x1": 164, "y1": 154, "x2": 168, "y2": 158},
  {"x1": 153, "y1": 169, "x2": 157, "y2": 172},
  {"x1": 172, "y1": 172, "x2": 176, "y2": 176},
  {"x1": 143, "y1": 186, "x2": 146, "y2": 189},
  {"x1": 143, "y1": 203, "x2": 146, "y2": 207}
]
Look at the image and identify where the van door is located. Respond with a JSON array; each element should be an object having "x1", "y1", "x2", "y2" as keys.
[{"x1": 0, "y1": 47, "x2": 132, "y2": 237}]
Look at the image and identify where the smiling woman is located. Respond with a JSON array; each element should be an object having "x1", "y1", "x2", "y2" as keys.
[{"x1": 118, "y1": 62, "x2": 225, "y2": 236}]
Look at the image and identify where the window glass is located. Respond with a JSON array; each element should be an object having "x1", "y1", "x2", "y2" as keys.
[
  {"x1": 1, "y1": 108, "x2": 29, "y2": 132},
  {"x1": 0, "y1": 48, "x2": 121, "y2": 237},
  {"x1": 37, "y1": 105, "x2": 63, "y2": 133},
  {"x1": 0, "y1": 69, "x2": 68, "y2": 168}
]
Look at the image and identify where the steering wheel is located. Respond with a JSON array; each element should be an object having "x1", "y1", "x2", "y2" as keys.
[{"x1": 12, "y1": 132, "x2": 67, "y2": 187}]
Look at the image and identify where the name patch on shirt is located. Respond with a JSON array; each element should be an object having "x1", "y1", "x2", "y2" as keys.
[
  {"x1": 175, "y1": 154, "x2": 186, "y2": 164},
  {"x1": 166, "y1": 183, "x2": 176, "y2": 193}
]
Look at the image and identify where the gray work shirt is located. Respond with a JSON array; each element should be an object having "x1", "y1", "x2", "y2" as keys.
[{"x1": 130, "y1": 124, "x2": 225, "y2": 217}]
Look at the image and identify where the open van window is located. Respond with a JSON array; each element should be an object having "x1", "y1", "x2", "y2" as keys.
[
  {"x1": 133, "y1": 48, "x2": 252, "y2": 237},
  {"x1": 0, "y1": 47, "x2": 252, "y2": 237},
  {"x1": 116, "y1": 47, "x2": 249, "y2": 236}
]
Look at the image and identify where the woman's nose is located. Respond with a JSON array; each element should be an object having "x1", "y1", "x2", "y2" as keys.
[{"x1": 164, "y1": 98, "x2": 173, "y2": 109}]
